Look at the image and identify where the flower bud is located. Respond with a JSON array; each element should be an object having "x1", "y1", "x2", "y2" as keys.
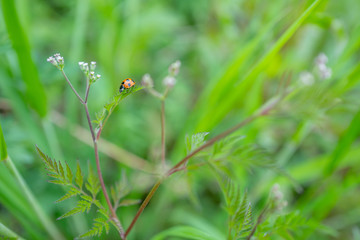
[
  {"x1": 168, "y1": 60, "x2": 181, "y2": 76},
  {"x1": 90, "y1": 61, "x2": 96, "y2": 71},
  {"x1": 163, "y1": 76, "x2": 176, "y2": 88},
  {"x1": 141, "y1": 74, "x2": 154, "y2": 87}
]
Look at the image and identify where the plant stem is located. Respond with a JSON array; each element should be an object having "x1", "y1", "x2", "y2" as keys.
[
  {"x1": 124, "y1": 92, "x2": 287, "y2": 237},
  {"x1": 125, "y1": 179, "x2": 162, "y2": 237},
  {"x1": 83, "y1": 88, "x2": 125, "y2": 238},
  {"x1": 62, "y1": 72, "x2": 125, "y2": 238},
  {"x1": 61, "y1": 70, "x2": 84, "y2": 104},
  {"x1": 125, "y1": 94, "x2": 285, "y2": 237},
  {"x1": 161, "y1": 101, "x2": 166, "y2": 166}
]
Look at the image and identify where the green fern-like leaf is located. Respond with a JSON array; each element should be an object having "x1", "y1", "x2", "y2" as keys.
[
  {"x1": 36, "y1": 146, "x2": 70, "y2": 185},
  {"x1": 55, "y1": 187, "x2": 81, "y2": 203},
  {"x1": 57, "y1": 200, "x2": 92, "y2": 220},
  {"x1": 66, "y1": 162, "x2": 73, "y2": 182},
  {"x1": 78, "y1": 217, "x2": 110, "y2": 238},
  {"x1": 111, "y1": 171, "x2": 131, "y2": 207},
  {"x1": 75, "y1": 161, "x2": 84, "y2": 189},
  {"x1": 86, "y1": 163, "x2": 100, "y2": 198},
  {"x1": 185, "y1": 132, "x2": 210, "y2": 154},
  {"x1": 223, "y1": 179, "x2": 253, "y2": 240}
]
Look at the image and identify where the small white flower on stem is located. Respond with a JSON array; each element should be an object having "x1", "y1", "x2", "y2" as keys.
[
  {"x1": 163, "y1": 76, "x2": 176, "y2": 88},
  {"x1": 168, "y1": 60, "x2": 181, "y2": 76},
  {"x1": 141, "y1": 73, "x2": 154, "y2": 87},
  {"x1": 90, "y1": 61, "x2": 96, "y2": 71},
  {"x1": 318, "y1": 64, "x2": 332, "y2": 80},
  {"x1": 315, "y1": 53, "x2": 328, "y2": 66},
  {"x1": 47, "y1": 56, "x2": 58, "y2": 67},
  {"x1": 299, "y1": 71, "x2": 314, "y2": 86}
]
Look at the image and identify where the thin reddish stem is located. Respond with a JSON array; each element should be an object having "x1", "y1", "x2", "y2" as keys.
[
  {"x1": 125, "y1": 180, "x2": 162, "y2": 237},
  {"x1": 124, "y1": 91, "x2": 289, "y2": 238}
]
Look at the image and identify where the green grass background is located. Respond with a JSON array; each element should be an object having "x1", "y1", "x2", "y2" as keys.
[{"x1": 0, "y1": 0, "x2": 360, "y2": 239}]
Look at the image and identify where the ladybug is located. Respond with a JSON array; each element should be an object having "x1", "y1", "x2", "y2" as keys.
[{"x1": 119, "y1": 78, "x2": 135, "y2": 93}]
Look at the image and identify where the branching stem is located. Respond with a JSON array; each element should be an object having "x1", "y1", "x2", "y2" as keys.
[
  {"x1": 62, "y1": 72, "x2": 125, "y2": 239},
  {"x1": 125, "y1": 91, "x2": 289, "y2": 237}
]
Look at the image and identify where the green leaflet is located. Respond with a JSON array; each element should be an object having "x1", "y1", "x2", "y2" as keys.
[{"x1": 78, "y1": 217, "x2": 109, "y2": 238}]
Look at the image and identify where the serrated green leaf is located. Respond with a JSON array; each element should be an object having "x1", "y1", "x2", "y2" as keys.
[
  {"x1": 59, "y1": 162, "x2": 65, "y2": 180},
  {"x1": 57, "y1": 200, "x2": 91, "y2": 220},
  {"x1": 49, "y1": 179, "x2": 68, "y2": 185},
  {"x1": 80, "y1": 194, "x2": 93, "y2": 203},
  {"x1": 86, "y1": 163, "x2": 100, "y2": 198},
  {"x1": 97, "y1": 208, "x2": 109, "y2": 219},
  {"x1": 118, "y1": 199, "x2": 141, "y2": 207},
  {"x1": 66, "y1": 162, "x2": 73, "y2": 183},
  {"x1": 186, "y1": 132, "x2": 210, "y2": 154},
  {"x1": 55, "y1": 187, "x2": 80, "y2": 203},
  {"x1": 78, "y1": 217, "x2": 109, "y2": 238},
  {"x1": 75, "y1": 162, "x2": 83, "y2": 189}
]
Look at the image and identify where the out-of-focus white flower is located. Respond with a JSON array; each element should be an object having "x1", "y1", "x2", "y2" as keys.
[
  {"x1": 90, "y1": 61, "x2": 96, "y2": 71},
  {"x1": 168, "y1": 60, "x2": 181, "y2": 76},
  {"x1": 315, "y1": 53, "x2": 328, "y2": 66},
  {"x1": 299, "y1": 71, "x2": 315, "y2": 86},
  {"x1": 163, "y1": 76, "x2": 176, "y2": 88},
  {"x1": 318, "y1": 64, "x2": 332, "y2": 80},
  {"x1": 141, "y1": 73, "x2": 154, "y2": 88},
  {"x1": 271, "y1": 183, "x2": 287, "y2": 211}
]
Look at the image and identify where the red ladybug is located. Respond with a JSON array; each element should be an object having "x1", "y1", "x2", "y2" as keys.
[{"x1": 119, "y1": 78, "x2": 135, "y2": 93}]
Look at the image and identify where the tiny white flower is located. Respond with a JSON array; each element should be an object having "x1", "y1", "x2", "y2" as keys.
[
  {"x1": 163, "y1": 76, "x2": 176, "y2": 88},
  {"x1": 90, "y1": 61, "x2": 96, "y2": 71},
  {"x1": 141, "y1": 73, "x2": 154, "y2": 87},
  {"x1": 299, "y1": 71, "x2": 314, "y2": 86},
  {"x1": 168, "y1": 60, "x2": 181, "y2": 76},
  {"x1": 315, "y1": 53, "x2": 328, "y2": 66}
]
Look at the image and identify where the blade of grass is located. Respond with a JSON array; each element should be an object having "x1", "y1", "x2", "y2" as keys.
[
  {"x1": 0, "y1": 121, "x2": 7, "y2": 161},
  {"x1": 325, "y1": 107, "x2": 360, "y2": 175},
  {"x1": 1, "y1": 0, "x2": 47, "y2": 117},
  {"x1": 0, "y1": 222, "x2": 25, "y2": 240},
  {"x1": 195, "y1": 0, "x2": 324, "y2": 132},
  {"x1": 0, "y1": 121, "x2": 65, "y2": 239}
]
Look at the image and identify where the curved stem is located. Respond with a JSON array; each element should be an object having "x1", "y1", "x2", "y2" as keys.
[
  {"x1": 62, "y1": 73, "x2": 125, "y2": 238},
  {"x1": 124, "y1": 92, "x2": 288, "y2": 238},
  {"x1": 83, "y1": 92, "x2": 125, "y2": 238},
  {"x1": 125, "y1": 180, "x2": 162, "y2": 237},
  {"x1": 61, "y1": 70, "x2": 84, "y2": 104}
]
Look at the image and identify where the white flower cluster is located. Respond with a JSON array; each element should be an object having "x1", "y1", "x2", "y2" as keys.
[
  {"x1": 299, "y1": 53, "x2": 332, "y2": 86},
  {"x1": 271, "y1": 183, "x2": 288, "y2": 211},
  {"x1": 79, "y1": 61, "x2": 101, "y2": 84},
  {"x1": 47, "y1": 53, "x2": 64, "y2": 70},
  {"x1": 315, "y1": 53, "x2": 332, "y2": 80},
  {"x1": 163, "y1": 60, "x2": 181, "y2": 88}
]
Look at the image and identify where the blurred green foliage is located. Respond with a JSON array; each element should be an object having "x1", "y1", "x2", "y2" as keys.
[{"x1": 0, "y1": 0, "x2": 360, "y2": 239}]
